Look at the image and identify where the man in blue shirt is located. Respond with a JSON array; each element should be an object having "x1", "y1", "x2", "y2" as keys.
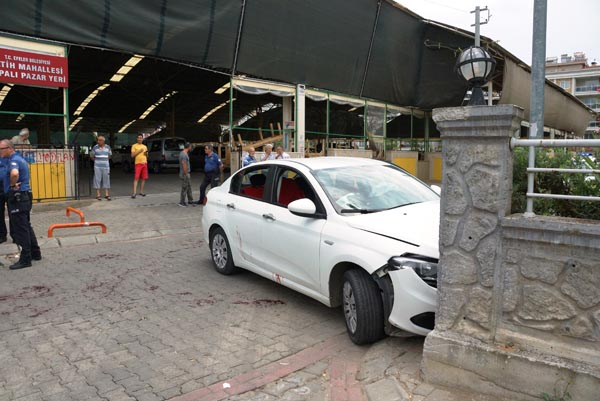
[
  {"x1": 0, "y1": 139, "x2": 41, "y2": 269},
  {"x1": 198, "y1": 145, "x2": 224, "y2": 205},
  {"x1": 243, "y1": 146, "x2": 257, "y2": 167},
  {"x1": 0, "y1": 157, "x2": 8, "y2": 243}
]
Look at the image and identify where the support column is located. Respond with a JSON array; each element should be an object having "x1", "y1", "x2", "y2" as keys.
[
  {"x1": 282, "y1": 97, "x2": 293, "y2": 151},
  {"x1": 296, "y1": 84, "x2": 305, "y2": 155},
  {"x1": 39, "y1": 92, "x2": 51, "y2": 144},
  {"x1": 422, "y1": 105, "x2": 600, "y2": 401},
  {"x1": 421, "y1": 105, "x2": 524, "y2": 396}
]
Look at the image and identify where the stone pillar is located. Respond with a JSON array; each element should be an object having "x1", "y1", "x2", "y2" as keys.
[
  {"x1": 421, "y1": 105, "x2": 600, "y2": 401},
  {"x1": 421, "y1": 105, "x2": 525, "y2": 394},
  {"x1": 432, "y1": 105, "x2": 522, "y2": 338}
]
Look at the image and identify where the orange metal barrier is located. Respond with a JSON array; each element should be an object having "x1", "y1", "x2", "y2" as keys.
[
  {"x1": 48, "y1": 207, "x2": 107, "y2": 238},
  {"x1": 66, "y1": 206, "x2": 84, "y2": 222}
]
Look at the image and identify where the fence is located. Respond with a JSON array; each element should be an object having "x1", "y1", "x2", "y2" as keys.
[
  {"x1": 20, "y1": 144, "x2": 82, "y2": 202},
  {"x1": 510, "y1": 138, "x2": 600, "y2": 215}
]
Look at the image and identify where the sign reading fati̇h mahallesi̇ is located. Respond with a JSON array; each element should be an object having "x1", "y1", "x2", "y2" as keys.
[{"x1": 0, "y1": 47, "x2": 68, "y2": 88}]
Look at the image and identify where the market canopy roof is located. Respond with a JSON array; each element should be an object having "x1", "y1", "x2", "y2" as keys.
[{"x1": 0, "y1": 0, "x2": 594, "y2": 137}]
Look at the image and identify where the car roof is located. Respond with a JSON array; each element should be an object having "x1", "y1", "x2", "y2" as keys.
[
  {"x1": 144, "y1": 136, "x2": 186, "y2": 142},
  {"x1": 263, "y1": 157, "x2": 389, "y2": 171}
]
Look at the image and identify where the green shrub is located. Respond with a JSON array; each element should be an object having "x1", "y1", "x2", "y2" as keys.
[
  {"x1": 512, "y1": 147, "x2": 600, "y2": 219},
  {"x1": 541, "y1": 387, "x2": 572, "y2": 401}
]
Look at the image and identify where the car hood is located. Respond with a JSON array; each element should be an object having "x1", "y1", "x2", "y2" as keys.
[{"x1": 345, "y1": 200, "x2": 440, "y2": 255}]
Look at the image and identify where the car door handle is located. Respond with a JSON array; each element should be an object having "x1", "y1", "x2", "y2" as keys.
[
  {"x1": 262, "y1": 213, "x2": 275, "y2": 221},
  {"x1": 227, "y1": 203, "x2": 235, "y2": 210}
]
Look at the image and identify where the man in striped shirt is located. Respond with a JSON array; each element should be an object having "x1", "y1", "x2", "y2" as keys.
[{"x1": 90, "y1": 135, "x2": 112, "y2": 200}]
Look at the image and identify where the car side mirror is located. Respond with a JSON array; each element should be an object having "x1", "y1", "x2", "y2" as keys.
[
  {"x1": 430, "y1": 184, "x2": 441, "y2": 195},
  {"x1": 288, "y1": 198, "x2": 319, "y2": 218}
]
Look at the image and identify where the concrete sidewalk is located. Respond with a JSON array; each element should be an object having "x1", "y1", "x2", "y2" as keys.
[
  {"x1": 0, "y1": 192, "x2": 508, "y2": 401},
  {"x1": 1, "y1": 191, "x2": 203, "y2": 259}
]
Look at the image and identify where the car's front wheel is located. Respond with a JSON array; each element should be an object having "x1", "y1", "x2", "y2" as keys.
[
  {"x1": 209, "y1": 227, "x2": 237, "y2": 275},
  {"x1": 342, "y1": 269, "x2": 385, "y2": 345}
]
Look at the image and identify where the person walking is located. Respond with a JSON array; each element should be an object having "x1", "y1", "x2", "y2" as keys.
[
  {"x1": 90, "y1": 135, "x2": 112, "y2": 200},
  {"x1": 131, "y1": 134, "x2": 148, "y2": 198},
  {"x1": 198, "y1": 145, "x2": 223, "y2": 205},
  {"x1": 0, "y1": 139, "x2": 41, "y2": 270},
  {"x1": 178, "y1": 142, "x2": 194, "y2": 207}
]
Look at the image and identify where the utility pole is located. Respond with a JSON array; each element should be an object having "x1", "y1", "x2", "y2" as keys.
[
  {"x1": 470, "y1": 6, "x2": 490, "y2": 47},
  {"x1": 529, "y1": 0, "x2": 547, "y2": 140},
  {"x1": 525, "y1": 0, "x2": 547, "y2": 216},
  {"x1": 470, "y1": 6, "x2": 492, "y2": 105}
]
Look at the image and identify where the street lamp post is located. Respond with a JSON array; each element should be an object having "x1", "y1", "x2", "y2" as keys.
[{"x1": 455, "y1": 46, "x2": 496, "y2": 106}]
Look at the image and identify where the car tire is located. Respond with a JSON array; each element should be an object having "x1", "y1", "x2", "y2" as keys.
[
  {"x1": 342, "y1": 269, "x2": 385, "y2": 345},
  {"x1": 152, "y1": 162, "x2": 161, "y2": 174},
  {"x1": 209, "y1": 227, "x2": 237, "y2": 275}
]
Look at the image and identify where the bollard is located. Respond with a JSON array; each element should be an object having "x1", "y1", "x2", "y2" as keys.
[{"x1": 48, "y1": 207, "x2": 107, "y2": 238}]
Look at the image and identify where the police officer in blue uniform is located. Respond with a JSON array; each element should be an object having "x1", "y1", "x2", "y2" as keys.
[
  {"x1": 0, "y1": 139, "x2": 41, "y2": 269},
  {"x1": 0, "y1": 156, "x2": 9, "y2": 243},
  {"x1": 198, "y1": 145, "x2": 224, "y2": 205}
]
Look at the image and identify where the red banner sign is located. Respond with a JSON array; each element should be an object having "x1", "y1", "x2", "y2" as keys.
[{"x1": 0, "y1": 48, "x2": 68, "y2": 88}]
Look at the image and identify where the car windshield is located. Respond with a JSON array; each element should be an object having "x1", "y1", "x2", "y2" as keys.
[{"x1": 314, "y1": 164, "x2": 439, "y2": 213}]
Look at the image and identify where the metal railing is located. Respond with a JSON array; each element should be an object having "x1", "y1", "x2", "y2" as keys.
[
  {"x1": 583, "y1": 103, "x2": 600, "y2": 111},
  {"x1": 510, "y1": 138, "x2": 600, "y2": 216},
  {"x1": 575, "y1": 85, "x2": 600, "y2": 93},
  {"x1": 384, "y1": 138, "x2": 442, "y2": 152}
]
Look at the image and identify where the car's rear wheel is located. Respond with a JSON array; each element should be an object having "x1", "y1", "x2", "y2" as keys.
[
  {"x1": 342, "y1": 269, "x2": 385, "y2": 345},
  {"x1": 152, "y1": 161, "x2": 161, "y2": 174},
  {"x1": 210, "y1": 227, "x2": 237, "y2": 275}
]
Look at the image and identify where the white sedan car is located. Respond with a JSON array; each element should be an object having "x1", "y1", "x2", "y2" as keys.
[{"x1": 202, "y1": 157, "x2": 439, "y2": 344}]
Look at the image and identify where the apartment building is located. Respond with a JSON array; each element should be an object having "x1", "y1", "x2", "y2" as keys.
[{"x1": 546, "y1": 52, "x2": 600, "y2": 138}]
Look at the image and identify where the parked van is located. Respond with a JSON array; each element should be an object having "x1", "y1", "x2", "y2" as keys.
[{"x1": 144, "y1": 136, "x2": 186, "y2": 173}]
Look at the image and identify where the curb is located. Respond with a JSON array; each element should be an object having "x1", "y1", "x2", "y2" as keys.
[{"x1": 0, "y1": 227, "x2": 203, "y2": 257}]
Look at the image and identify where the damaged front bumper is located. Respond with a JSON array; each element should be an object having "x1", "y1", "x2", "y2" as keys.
[
  {"x1": 374, "y1": 255, "x2": 438, "y2": 336},
  {"x1": 387, "y1": 268, "x2": 437, "y2": 336}
]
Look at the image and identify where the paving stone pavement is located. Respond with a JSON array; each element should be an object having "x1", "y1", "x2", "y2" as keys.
[{"x1": 0, "y1": 192, "x2": 511, "y2": 401}]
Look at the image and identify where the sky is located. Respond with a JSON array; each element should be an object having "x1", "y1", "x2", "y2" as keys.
[{"x1": 396, "y1": 0, "x2": 600, "y2": 66}]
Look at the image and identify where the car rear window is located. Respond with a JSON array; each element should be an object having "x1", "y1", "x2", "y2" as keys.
[
  {"x1": 165, "y1": 139, "x2": 185, "y2": 151},
  {"x1": 231, "y1": 167, "x2": 270, "y2": 200}
]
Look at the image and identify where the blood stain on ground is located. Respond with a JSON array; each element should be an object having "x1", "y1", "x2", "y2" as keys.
[
  {"x1": 0, "y1": 286, "x2": 53, "y2": 301},
  {"x1": 233, "y1": 299, "x2": 286, "y2": 306},
  {"x1": 29, "y1": 309, "x2": 50, "y2": 318},
  {"x1": 195, "y1": 299, "x2": 216, "y2": 306}
]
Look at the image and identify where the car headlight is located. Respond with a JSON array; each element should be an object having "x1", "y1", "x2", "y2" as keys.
[{"x1": 388, "y1": 255, "x2": 438, "y2": 287}]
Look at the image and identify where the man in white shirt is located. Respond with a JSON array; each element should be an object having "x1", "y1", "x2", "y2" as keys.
[
  {"x1": 11, "y1": 128, "x2": 31, "y2": 147},
  {"x1": 261, "y1": 144, "x2": 276, "y2": 161},
  {"x1": 275, "y1": 146, "x2": 290, "y2": 159}
]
